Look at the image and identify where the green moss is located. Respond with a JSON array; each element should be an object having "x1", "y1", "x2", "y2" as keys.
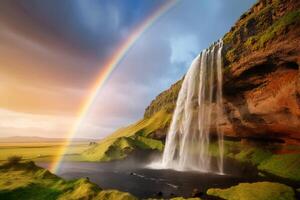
[
  {"x1": 210, "y1": 141, "x2": 300, "y2": 181},
  {"x1": 248, "y1": 9, "x2": 300, "y2": 50},
  {"x1": 223, "y1": 4, "x2": 272, "y2": 46},
  {"x1": 259, "y1": 10, "x2": 300, "y2": 46},
  {"x1": 171, "y1": 197, "x2": 201, "y2": 200},
  {"x1": 96, "y1": 190, "x2": 137, "y2": 200},
  {"x1": 0, "y1": 185, "x2": 62, "y2": 200},
  {"x1": 207, "y1": 182, "x2": 295, "y2": 200},
  {"x1": 225, "y1": 48, "x2": 237, "y2": 63},
  {"x1": 59, "y1": 181, "x2": 137, "y2": 200},
  {"x1": 0, "y1": 161, "x2": 137, "y2": 200},
  {"x1": 258, "y1": 154, "x2": 300, "y2": 181},
  {"x1": 234, "y1": 148, "x2": 273, "y2": 165},
  {"x1": 209, "y1": 140, "x2": 273, "y2": 165},
  {"x1": 132, "y1": 136, "x2": 164, "y2": 151},
  {"x1": 83, "y1": 110, "x2": 171, "y2": 161},
  {"x1": 100, "y1": 137, "x2": 134, "y2": 161},
  {"x1": 144, "y1": 79, "x2": 182, "y2": 118},
  {"x1": 223, "y1": 0, "x2": 300, "y2": 68},
  {"x1": 224, "y1": 6, "x2": 274, "y2": 64},
  {"x1": 223, "y1": 32, "x2": 234, "y2": 45},
  {"x1": 0, "y1": 162, "x2": 92, "y2": 200},
  {"x1": 244, "y1": 36, "x2": 256, "y2": 48},
  {"x1": 58, "y1": 178, "x2": 100, "y2": 200}
]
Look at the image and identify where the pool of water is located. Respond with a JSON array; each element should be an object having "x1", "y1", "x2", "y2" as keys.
[{"x1": 38, "y1": 151, "x2": 298, "y2": 199}]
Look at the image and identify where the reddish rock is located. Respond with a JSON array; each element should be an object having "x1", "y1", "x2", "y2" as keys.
[{"x1": 221, "y1": 0, "x2": 300, "y2": 143}]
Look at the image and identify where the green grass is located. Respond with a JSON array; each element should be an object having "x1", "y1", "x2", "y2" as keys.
[
  {"x1": 246, "y1": 9, "x2": 300, "y2": 50},
  {"x1": 0, "y1": 161, "x2": 137, "y2": 200},
  {"x1": 210, "y1": 140, "x2": 300, "y2": 181},
  {"x1": 223, "y1": 0, "x2": 300, "y2": 69},
  {"x1": 132, "y1": 136, "x2": 164, "y2": 151},
  {"x1": 258, "y1": 154, "x2": 300, "y2": 181},
  {"x1": 95, "y1": 190, "x2": 138, "y2": 200},
  {"x1": 148, "y1": 198, "x2": 201, "y2": 200},
  {"x1": 209, "y1": 140, "x2": 273, "y2": 165},
  {"x1": 144, "y1": 79, "x2": 182, "y2": 118},
  {"x1": 207, "y1": 182, "x2": 296, "y2": 200},
  {"x1": 83, "y1": 110, "x2": 171, "y2": 161},
  {"x1": 222, "y1": 3, "x2": 273, "y2": 45},
  {"x1": 0, "y1": 142, "x2": 90, "y2": 163},
  {"x1": 233, "y1": 147, "x2": 273, "y2": 165}
]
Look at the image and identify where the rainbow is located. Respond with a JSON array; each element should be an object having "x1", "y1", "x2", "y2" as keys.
[{"x1": 49, "y1": 0, "x2": 178, "y2": 172}]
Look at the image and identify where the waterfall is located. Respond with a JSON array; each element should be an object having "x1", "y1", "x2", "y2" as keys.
[{"x1": 161, "y1": 40, "x2": 224, "y2": 173}]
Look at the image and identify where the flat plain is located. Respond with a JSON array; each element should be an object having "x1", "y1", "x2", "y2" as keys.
[{"x1": 0, "y1": 139, "x2": 91, "y2": 163}]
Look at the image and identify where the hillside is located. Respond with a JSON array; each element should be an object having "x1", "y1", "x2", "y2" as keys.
[
  {"x1": 0, "y1": 160, "x2": 137, "y2": 200},
  {"x1": 82, "y1": 110, "x2": 170, "y2": 161}
]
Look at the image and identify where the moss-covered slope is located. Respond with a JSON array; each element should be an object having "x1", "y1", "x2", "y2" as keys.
[
  {"x1": 209, "y1": 140, "x2": 300, "y2": 181},
  {"x1": 144, "y1": 79, "x2": 182, "y2": 119},
  {"x1": 207, "y1": 182, "x2": 296, "y2": 200},
  {"x1": 258, "y1": 153, "x2": 300, "y2": 181},
  {"x1": 223, "y1": 0, "x2": 300, "y2": 67},
  {"x1": 0, "y1": 161, "x2": 137, "y2": 200},
  {"x1": 82, "y1": 110, "x2": 171, "y2": 161}
]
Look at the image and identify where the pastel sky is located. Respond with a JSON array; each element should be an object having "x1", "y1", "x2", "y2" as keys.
[{"x1": 0, "y1": 0, "x2": 255, "y2": 139}]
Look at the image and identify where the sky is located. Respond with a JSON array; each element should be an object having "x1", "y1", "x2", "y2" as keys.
[{"x1": 0, "y1": 0, "x2": 255, "y2": 139}]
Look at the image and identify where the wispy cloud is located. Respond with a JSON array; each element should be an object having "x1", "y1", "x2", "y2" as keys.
[
  {"x1": 0, "y1": 0, "x2": 256, "y2": 138},
  {"x1": 0, "y1": 109, "x2": 74, "y2": 137},
  {"x1": 170, "y1": 34, "x2": 199, "y2": 65}
]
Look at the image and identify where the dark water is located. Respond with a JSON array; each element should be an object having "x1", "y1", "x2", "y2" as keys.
[{"x1": 38, "y1": 151, "x2": 300, "y2": 199}]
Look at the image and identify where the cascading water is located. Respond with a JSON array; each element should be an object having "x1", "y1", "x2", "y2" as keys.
[{"x1": 161, "y1": 40, "x2": 224, "y2": 173}]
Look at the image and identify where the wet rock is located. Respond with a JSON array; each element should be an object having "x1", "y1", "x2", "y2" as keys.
[
  {"x1": 191, "y1": 188, "x2": 203, "y2": 197},
  {"x1": 156, "y1": 191, "x2": 163, "y2": 197}
]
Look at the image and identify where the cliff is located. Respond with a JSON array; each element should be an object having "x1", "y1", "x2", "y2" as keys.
[
  {"x1": 146, "y1": 0, "x2": 300, "y2": 143},
  {"x1": 221, "y1": 0, "x2": 300, "y2": 142}
]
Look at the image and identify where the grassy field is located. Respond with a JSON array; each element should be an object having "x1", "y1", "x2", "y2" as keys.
[{"x1": 0, "y1": 141, "x2": 91, "y2": 163}]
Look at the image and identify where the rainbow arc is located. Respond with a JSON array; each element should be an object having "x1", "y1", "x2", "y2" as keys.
[{"x1": 50, "y1": 0, "x2": 178, "y2": 173}]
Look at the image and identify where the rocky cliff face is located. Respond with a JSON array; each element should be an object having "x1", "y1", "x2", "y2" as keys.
[{"x1": 145, "y1": 0, "x2": 300, "y2": 143}]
